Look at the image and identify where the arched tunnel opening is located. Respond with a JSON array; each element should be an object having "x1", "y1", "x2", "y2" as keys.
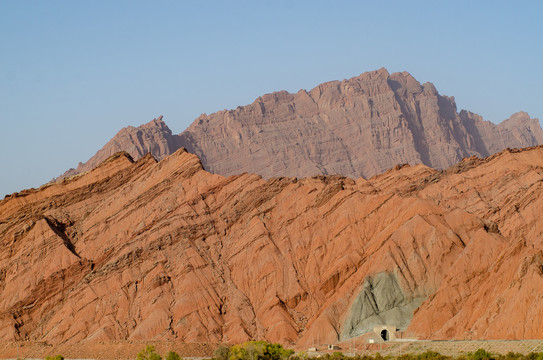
[{"x1": 380, "y1": 329, "x2": 390, "y2": 341}]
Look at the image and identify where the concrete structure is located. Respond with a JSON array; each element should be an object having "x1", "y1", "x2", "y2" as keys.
[{"x1": 373, "y1": 325, "x2": 398, "y2": 341}]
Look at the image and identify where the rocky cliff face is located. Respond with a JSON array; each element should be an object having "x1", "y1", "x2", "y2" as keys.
[
  {"x1": 178, "y1": 69, "x2": 543, "y2": 178},
  {"x1": 459, "y1": 110, "x2": 543, "y2": 156},
  {"x1": 63, "y1": 69, "x2": 543, "y2": 181},
  {"x1": 57, "y1": 115, "x2": 181, "y2": 181},
  {"x1": 4, "y1": 146, "x2": 543, "y2": 345}
]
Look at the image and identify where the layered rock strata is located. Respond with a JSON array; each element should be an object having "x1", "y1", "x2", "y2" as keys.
[{"x1": 3, "y1": 146, "x2": 543, "y2": 345}]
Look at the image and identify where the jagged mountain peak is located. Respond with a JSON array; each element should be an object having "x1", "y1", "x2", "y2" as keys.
[{"x1": 58, "y1": 69, "x2": 543, "y2": 182}]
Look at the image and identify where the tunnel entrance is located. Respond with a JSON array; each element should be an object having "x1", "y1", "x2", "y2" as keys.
[{"x1": 372, "y1": 325, "x2": 397, "y2": 342}]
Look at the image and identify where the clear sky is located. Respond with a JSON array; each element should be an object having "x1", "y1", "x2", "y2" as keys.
[{"x1": 1, "y1": 1, "x2": 542, "y2": 196}]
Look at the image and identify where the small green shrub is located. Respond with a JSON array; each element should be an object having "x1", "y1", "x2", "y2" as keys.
[
  {"x1": 265, "y1": 342, "x2": 294, "y2": 360},
  {"x1": 498, "y1": 352, "x2": 524, "y2": 360},
  {"x1": 214, "y1": 345, "x2": 230, "y2": 360},
  {"x1": 137, "y1": 345, "x2": 162, "y2": 360},
  {"x1": 165, "y1": 351, "x2": 182, "y2": 360},
  {"x1": 468, "y1": 349, "x2": 494, "y2": 360},
  {"x1": 228, "y1": 341, "x2": 294, "y2": 360},
  {"x1": 416, "y1": 350, "x2": 447, "y2": 360},
  {"x1": 229, "y1": 344, "x2": 249, "y2": 360},
  {"x1": 397, "y1": 353, "x2": 417, "y2": 360},
  {"x1": 358, "y1": 355, "x2": 377, "y2": 360},
  {"x1": 525, "y1": 353, "x2": 543, "y2": 360}
]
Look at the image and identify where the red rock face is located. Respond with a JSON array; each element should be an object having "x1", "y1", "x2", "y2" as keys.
[
  {"x1": 59, "y1": 69, "x2": 543, "y2": 182},
  {"x1": 3, "y1": 146, "x2": 543, "y2": 345}
]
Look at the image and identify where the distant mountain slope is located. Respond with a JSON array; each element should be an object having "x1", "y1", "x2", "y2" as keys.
[
  {"x1": 178, "y1": 68, "x2": 543, "y2": 178},
  {"x1": 57, "y1": 116, "x2": 181, "y2": 181},
  {"x1": 58, "y1": 69, "x2": 543, "y2": 181}
]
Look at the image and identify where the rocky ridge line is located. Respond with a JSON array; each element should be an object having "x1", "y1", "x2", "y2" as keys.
[
  {"x1": 56, "y1": 68, "x2": 543, "y2": 182},
  {"x1": 3, "y1": 145, "x2": 543, "y2": 345}
]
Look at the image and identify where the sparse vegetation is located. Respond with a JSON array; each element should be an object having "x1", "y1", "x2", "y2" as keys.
[
  {"x1": 165, "y1": 350, "x2": 183, "y2": 360},
  {"x1": 287, "y1": 349, "x2": 543, "y2": 360},
  {"x1": 137, "y1": 345, "x2": 162, "y2": 360},
  {"x1": 213, "y1": 341, "x2": 294, "y2": 360},
  {"x1": 214, "y1": 345, "x2": 231, "y2": 360},
  {"x1": 135, "y1": 346, "x2": 183, "y2": 360},
  {"x1": 468, "y1": 349, "x2": 494, "y2": 360},
  {"x1": 130, "y1": 343, "x2": 543, "y2": 360}
]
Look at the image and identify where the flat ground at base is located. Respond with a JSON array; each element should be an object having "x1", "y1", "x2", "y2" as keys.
[
  {"x1": 0, "y1": 340, "x2": 219, "y2": 360},
  {"x1": 329, "y1": 339, "x2": 543, "y2": 357},
  {"x1": 2, "y1": 339, "x2": 543, "y2": 359}
]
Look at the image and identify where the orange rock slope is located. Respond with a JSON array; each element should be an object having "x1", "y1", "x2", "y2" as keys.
[{"x1": 2, "y1": 146, "x2": 543, "y2": 346}]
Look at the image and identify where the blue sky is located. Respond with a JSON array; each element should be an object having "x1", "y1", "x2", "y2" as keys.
[{"x1": 1, "y1": 1, "x2": 542, "y2": 195}]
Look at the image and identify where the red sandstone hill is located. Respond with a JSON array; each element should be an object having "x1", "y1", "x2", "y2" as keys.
[
  {"x1": 58, "y1": 68, "x2": 543, "y2": 181},
  {"x1": 3, "y1": 146, "x2": 543, "y2": 346}
]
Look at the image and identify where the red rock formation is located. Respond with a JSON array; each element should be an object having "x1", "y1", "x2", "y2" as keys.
[
  {"x1": 59, "y1": 69, "x2": 543, "y2": 181},
  {"x1": 3, "y1": 146, "x2": 543, "y2": 345}
]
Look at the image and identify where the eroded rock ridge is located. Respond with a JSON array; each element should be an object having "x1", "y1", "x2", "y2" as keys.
[{"x1": 3, "y1": 145, "x2": 543, "y2": 345}]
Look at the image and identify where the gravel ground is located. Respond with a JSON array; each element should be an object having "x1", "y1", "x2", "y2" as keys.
[
  {"x1": 0, "y1": 341, "x2": 219, "y2": 360},
  {"x1": 2, "y1": 339, "x2": 543, "y2": 359}
]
